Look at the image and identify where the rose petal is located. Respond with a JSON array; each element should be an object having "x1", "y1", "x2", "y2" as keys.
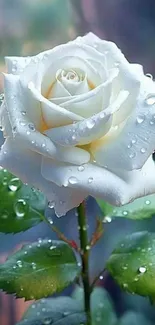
[
  {"x1": 0, "y1": 139, "x2": 87, "y2": 217},
  {"x1": 29, "y1": 82, "x2": 83, "y2": 128},
  {"x1": 41, "y1": 154, "x2": 155, "y2": 208},
  {"x1": 92, "y1": 76, "x2": 155, "y2": 171},
  {"x1": 59, "y1": 68, "x2": 118, "y2": 118},
  {"x1": 3, "y1": 73, "x2": 90, "y2": 165},
  {"x1": 45, "y1": 111, "x2": 112, "y2": 146},
  {"x1": 5, "y1": 56, "x2": 32, "y2": 75}
]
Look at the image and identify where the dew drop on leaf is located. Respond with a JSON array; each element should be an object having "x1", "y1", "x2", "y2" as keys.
[
  {"x1": 8, "y1": 177, "x2": 21, "y2": 192},
  {"x1": 14, "y1": 199, "x2": 28, "y2": 218},
  {"x1": 138, "y1": 266, "x2": 147, "y2": 274}
]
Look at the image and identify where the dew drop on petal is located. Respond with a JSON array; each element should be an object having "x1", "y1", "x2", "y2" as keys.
[
  {"x1": 21, "y1": 111, "x2": 26, "y2": 116},
  {"x1": 146, "y1": 73, "x2": 153, "y2": 79},
  {"x1": 145, "y1": 94, "x2": 155, "y2": 106},
  {"x1": 48, "y1": 201, "x2": 55, "y2": 209},
  {"x1": 78, "y1": 165, "x2": 85, "y2": 172},
  {"x1": 136, "y1": 115, "x2": 145, "y2": 124},
  {"x1": 145, "y1": 200, "x2": 151, "y2": 205},
  {"x1": 68, "y1": 176, "x2": 78, "y2": 184},
  {"x1": 129, "y1": 152, "x2": 136, "y2": 159},
  {"x1": 86, "y1": 119, "x2": 95, "y2": 129},
  {"x1": 99, "y1": 275, "x2": 104, "y2": 280},
  {"x1": 140, "y1": 148, "x2": 146, "y2": 154},
  {"x1": 88, "y1": 177, "x2": 93, "y2": 184}
]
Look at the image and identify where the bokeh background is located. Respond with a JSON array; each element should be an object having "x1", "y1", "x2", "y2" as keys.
[{"x1": 0, "y1": 0, "x2": 155, "y2": 324}]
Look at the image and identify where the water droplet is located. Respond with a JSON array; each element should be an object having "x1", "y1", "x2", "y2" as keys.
[
  {"x1": 86, "y1": 119, "x2": 95, "y2": 129},
  {"x1": 8, "y1": 178, "x2": 21, "y2": 192},
  {"x1": 32, "y1": 262, "x2": 37, "y2": 270},
  {"x1": 63, "y1": 311, "x2": 70, "y2": 316},
  {"x1": 145, "y1": 200, "x2": 151, "y2": 205},
  {"x1": 140, "y1": 148, "x2": 146, "y2": 154},
  {"x1": 68, "y1": 176, "x2": 78, "y2": 184},
  {"x1": 42, "y1": 307, "x2": 46, "y2": 312},
  {"x1": 138, "y1": 266, "x2": 146, "y2": 274},
  {"x1": 41, "y1": 143, "x2": 46, "y2": 148},
  {"x1": 0, "y1": 93, "x2": 4, "y2": 104},
  {"x1": 99, "y1": 275, "x2": 104, "y2": 280},
  {"x1": 1, "y1": 212, "x2": 8, "y2": 219},
  {"x1": 136, "y1": 115, "x2": 145, "y2": 124},
  {"x1": 48, "y1": 217, "x2": 53, "y2": 224},
  {"x1": 43, "y1": 319, "x2": 52, "y2": 325},
  {"x1": 122, "y1": 266, "x2": 128, "y2": 270},
  {"x1": 21, "y1": 111, "x2": 26, "y2": 116},
  {"x1": 146, "y1": 73, "x2": 153, "y2": 79},
  {"x1": 88, "y1": 177, "x2": 93, "y2": 183},
  {"x1": 28, "y1": 123, "x2": 35, "y2": 131},
  {"x1": 134, "y1": 277, "x2": 139, "y2": 282},
  {"x1": 86, "y1": 245, "x2": 90, "y2": 250},
  {"x1": 123, "y1": 283, "x2": 128, "y2": 289},
  {"x1": 26, "y1": 130, "x2": 30, "y2": 135},
  {"x1": 127, "y1": 144, "x2": 131, "y2": 149},
  {"x1": 31, "y1": 304, "x2": 36, "y2": 309},
  {"x1": 78, "y1": 165, "x2": 85, "y2": 172},
  {"x1": 50, "y1": 245, "x2": 57, "y2": 250},
  {"x1": 145, "y1": 94, "x2": 155, "y2": 105},
  {"x1": 16, "y1": 260, "x2": 22, "y2": 268},
  {"x1": 48, "y1": 201, "x2": 55, "y2": 209},
  {"x1": 123, "y1": 211, "x2": 128, "y2": 216},
  {"x1": 72, "y1": 134, "x2": 76, "y2": 141},
  {"x1": 100, "y1": 111, "x2": 105, "y2": 119},
  {"x1": 131, "y1": 139, "x2": 137, "y2": 144},
  {"x1": 129, "y1": 152, "x2": 136, "y2": 159},
  {"x1": 103, "y1": 216, "x2": 112, "y2": 223},
  {"x1": 14, "y1": 199, "x2": 28, "y2": 218}
]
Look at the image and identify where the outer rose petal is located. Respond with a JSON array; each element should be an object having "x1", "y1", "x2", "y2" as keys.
[
  {"x1": 0, "y1": 139, "x2": 87, "y2": 217},
  {"x1": 41, "y1": 155, "x2": 155, "y2": 208},
  {"x1": 5, "y1": 56, "x2": 32, "y2": 75},
  {"x1": 92, "y1": 76, "x2": 155, "y2": 171}
]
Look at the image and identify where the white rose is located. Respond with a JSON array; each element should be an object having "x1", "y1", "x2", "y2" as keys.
[{"x1": 1, "y1": 32, "x2": 155, "y2": 216}]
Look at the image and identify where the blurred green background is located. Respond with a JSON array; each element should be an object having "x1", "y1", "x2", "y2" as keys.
[{"x1": 1, "y1": 0, "x2": 155, "y2": 324}]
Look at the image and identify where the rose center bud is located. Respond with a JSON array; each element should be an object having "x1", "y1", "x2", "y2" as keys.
[{"x1": 58, "y1": 68, "x2": 84, "y2": 84}]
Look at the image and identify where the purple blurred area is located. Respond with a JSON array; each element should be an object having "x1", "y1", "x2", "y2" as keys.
[{"x1": 0, "y1": 0, "x2": 155, "y2": 324}]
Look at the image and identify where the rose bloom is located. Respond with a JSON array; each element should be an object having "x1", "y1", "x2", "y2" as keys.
[{"x1": 0, "y1": 33, "x2": 155, "y2": 216}]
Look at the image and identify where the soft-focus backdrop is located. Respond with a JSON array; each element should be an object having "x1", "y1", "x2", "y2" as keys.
[{"x1": 1, "y1": 0, "x2": 155, "y2": 324}]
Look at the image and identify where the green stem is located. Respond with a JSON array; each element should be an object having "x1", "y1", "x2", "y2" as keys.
[{"x1": 77, "y1": 202, "x2": 91, "y2": 325}]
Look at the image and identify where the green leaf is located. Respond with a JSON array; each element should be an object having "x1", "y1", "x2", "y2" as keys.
[
  {"x1": 72, "y1": 286, "x2": 117, "y2": 325},
  {"x1": 91, "y1": 287, "x2": 117, "y2": 325},
  {"x1": 117, "y1": 312, "x2": 152, "y2": 325},
  {"x1": 0, "y1": 240, "x2": 81, "y2": 300},
  {"x1": 107, "y1": 231, "x2": 155, "y2": 299},
  {"x1": 97, "y1": 194, "x2": 155, "y2": 220},
  {"x1": 0, "y1": 168, "x2": 46, "y2": 233},
  {"x1": 17, "y1": 296, "x2": 86, "y2": 325}
]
